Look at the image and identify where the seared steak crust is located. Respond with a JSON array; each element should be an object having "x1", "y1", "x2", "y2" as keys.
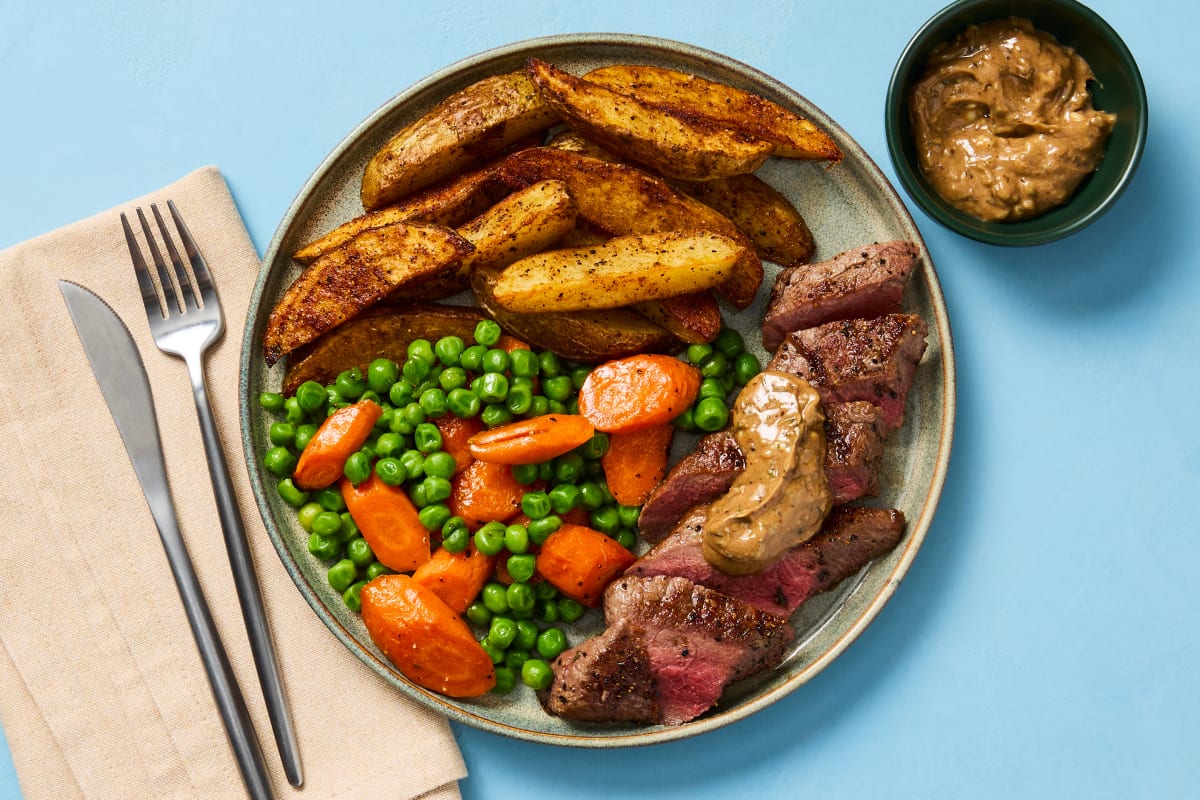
[{"x1": 541, "y1": 619, "x2": 659, "y2": 723}]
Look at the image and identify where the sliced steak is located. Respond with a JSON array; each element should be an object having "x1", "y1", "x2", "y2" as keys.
[
  {"x1": 762, "y1": 241, "x2": 920, "y2": 351},
  {"x1": 541, "y1": 618, "x2": 660, "y2": 724},
  {"x1": 768, "y1": 313, "x2": 928, "y2": 431},
  {"x1": 629, "y1": 505, "x2": 907, "y2": 617},
  {"x1": 638, "y1": 401, "x2": 888, "y2": 540}
]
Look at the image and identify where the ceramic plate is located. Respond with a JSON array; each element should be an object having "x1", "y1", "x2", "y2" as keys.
[{"x1": 240, "y1": 33, "x2": 956, "y2": 747}]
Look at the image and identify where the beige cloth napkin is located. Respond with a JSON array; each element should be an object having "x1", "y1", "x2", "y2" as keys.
[{"x1": 0, "y1": 167, "x2": 466, "y2": 800}]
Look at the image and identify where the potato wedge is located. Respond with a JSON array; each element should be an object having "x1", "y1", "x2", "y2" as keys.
[
  {"x1": 282, "y1": 304, "x2": 485, "y2": 395},
  {"x1": 496, "y1": 147, "x2": 764, "y2": 307},
  {"x1": 361, "y1": 71, "x2": 559, "y2": 210},
  {"x1": 471, "y1": 261, "x2": 676, "y2": 363},
  {"x1": 263, "y1": 221, "x2": 473, "y2": 365},
  {"x1": 632, "y1": 292, "x2": 722, "y2": 344},
  {"x1": 673, "y1": 173, "x2": 815, "y2": 267},
  {"x1": 525, "y1": 58, "x2": 772, "y2": 182},
  {"x1": 491, "y1": 230, "x2": 743, "y2": 313},
  {"x1": 294, "y1": 163, "x2": 510, "y2": 265},
  {"x1": 585, "y1": 64, "x2": 842, "y2": 162}
]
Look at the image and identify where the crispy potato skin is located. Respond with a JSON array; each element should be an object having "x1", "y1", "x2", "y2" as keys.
[
  {"x1": 632, "y1": 292, "x2": 723, "y2": 344},
  {"x1": 281, "y1": 304, "x2": 485, "y2": 395},
  {"x1": 496, "y1": 147, "x2": 764, "y2": 308},
  {"x1": 585, "y1": 63, "x2": 842, "y2": 162},
  {"x1": 361, "y1": 71, "x2": 558, "y2": 210},
  {"x1": 263, "y1": 221, "x2": 473, "y2": 365},
  {"x1": 525, "y1": 58, "x2": 772, "y2": 182}
]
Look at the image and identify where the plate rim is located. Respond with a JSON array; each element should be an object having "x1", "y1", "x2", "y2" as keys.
[{"x1": 240, "y1": 32, "x2": 957, "y2": 748}]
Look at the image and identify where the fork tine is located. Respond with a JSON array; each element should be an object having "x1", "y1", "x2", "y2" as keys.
[
  {"x1": 151, "y1": 204, "x2": 199, "y2": 311},
  {"x1": 137, "y1": 207, "x2": 181, "y2": 315},
  {"x1": 167, "y1": 200, "x2": 218, "y2": 308},
  {"x1": 122, "y1": 212, "x2": 165, "y2": 318}
]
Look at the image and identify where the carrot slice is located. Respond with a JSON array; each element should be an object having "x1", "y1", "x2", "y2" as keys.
[
  {"x1": 535, "y1": 523, "x2": 637, "y2": 607},
  {"x1": 467, "y1": 414, "x2": 594, "y2": 465},
  {"x1": 412, "y1": 543, "x2": 498, "y2": 614},
  {"x1": 497, "y1": 334, "x2": 530, "y2": 353},
  {"x1": 433, "y1": 414, "x2": 485, "y2": 474},
  {"x1": 602, "y1": 424, "x2": 674, "y2": 506},
  {"x1": 341, "y1": 474, "x2": 431, "y2": 572},
  {"x1": 292, "y1": 399, "x2": 383, "y2": 489},
  {"x1": 360, "y1": 574, "x2": 496, "y2": 697},
  {"x1": 447, "y1": 458, "x2": 528, "y2": 530},
  {"x1": 577, "y1": 355, "x2": 700, "y2": 433}
]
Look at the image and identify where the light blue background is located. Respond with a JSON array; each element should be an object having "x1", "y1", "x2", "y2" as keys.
[{"x1": 2, "y1": 1, "x2": 1196, "y2": 798}]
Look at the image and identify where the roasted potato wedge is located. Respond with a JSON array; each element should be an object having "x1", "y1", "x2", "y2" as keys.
[
  {"x1": 491, "y1": 230, "x2": 743, "y2": 313},
  {"x1": 525, "y1": 58, "x2": 772, "y2": 182},
  {"x1": 584, "y1": 64, "x2": 842, "y2": 162},
  {"x1": 632, "y1": 292, "x2": 723, "y2": 344},
  {"x1": 263, "y1": 221, "x2": 473, "y2": 365},
  {"x1": 496, "y1": 147, "x2": 764, "y2": 308},
  {"x1": 361, "y1": 71, "x2": 559, "y2": 210},
  {"x1": 282, "y1": 304, "x2": 485, "y2": 395}
]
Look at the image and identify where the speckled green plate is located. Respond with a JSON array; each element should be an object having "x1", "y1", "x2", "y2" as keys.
[{"x1": 240, "y1": 34, "x2": 956, "y2": 748}]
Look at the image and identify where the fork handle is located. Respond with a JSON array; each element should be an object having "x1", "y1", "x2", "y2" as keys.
[{"x1": 186, "y1": 353, "x2": 304, "y2": 788}]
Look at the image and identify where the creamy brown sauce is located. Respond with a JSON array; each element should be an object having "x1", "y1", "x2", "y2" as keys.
[
  {"x1": 701, "y1": 371, "x2": 832, "y2": 576},
  {"x1": 909, "y1": 17, "x2": 1116, "y2": 222}
]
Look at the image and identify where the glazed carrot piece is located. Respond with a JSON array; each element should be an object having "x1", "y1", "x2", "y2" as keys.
[
  {"x1": 447, "y1": 458, "x2": 528, "y2": 530},
  {"x1": 602, "y1": 424, "x2": 674, "y2": 506},
  {"x1": 577, "y1": 355, "x2": 700, "y2": 434},
  {"x1": 292, "y1": 399, "x2": 383, "y2": 489},
  {"x1": 497, "y1": 334, "x2": 530, "y2": 353},
  {"x1": 433, "y1": 414, "x2": 485, "y2": 474},
  {"x1": 412, "y1": 543, "x2": 498, "y2": 614},
  {"x1": 360, "y1": 574, "x2": 496, "y2": 697},
  {"x1": 341, "y1": 474, "x2": 431, "y2": 572},
  {"x1": 467, "y1": 414, "x2": 594, "y2": 465},
  {"x1": 535, "y1": 523, "x2": 637, "y2": 607}
]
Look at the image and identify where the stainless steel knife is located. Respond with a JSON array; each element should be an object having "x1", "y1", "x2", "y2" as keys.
[{"x1": 59, "y1": 280, "x2": 276, "y2": 800}]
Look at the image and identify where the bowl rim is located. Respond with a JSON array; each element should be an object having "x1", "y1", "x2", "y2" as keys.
[{"x1": 884, "y1": 0, "x2": 1148, "y2": 246}]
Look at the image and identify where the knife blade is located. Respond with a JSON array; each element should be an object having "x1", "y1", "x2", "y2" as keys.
[{"x1": 59, "y1": 280, "x2": 277, "y2": 800}]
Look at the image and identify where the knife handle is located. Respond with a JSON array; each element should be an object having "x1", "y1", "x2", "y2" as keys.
[{"x1": 186, "y1": 355, "x2": 303, "y2": 788}]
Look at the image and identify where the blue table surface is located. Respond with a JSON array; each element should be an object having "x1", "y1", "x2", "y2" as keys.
[{"x1": 3, "y1": 1, "x2": 1197, "y2": 798}]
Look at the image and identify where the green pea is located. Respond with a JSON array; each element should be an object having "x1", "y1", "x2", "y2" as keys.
[
  {"x1": 418, "y1": 502, "x2": 451, "y2": 531},
  {"x1": 698, "y1": 377, "x2": 726, "y2": 401},
  {"x1": 399, "y1": 402, "x2": 425, "y2": 428},
  {"x1": 366, "y1": 561, "x2": 391, "y2": 581},
  {"x1": 293, "y1": 380, "x2": 326, "y2": 414},
  {"x1": 374, "y1": 432, "x2": 406, "y2": 459},
  {"x1": 567, "y1": 397, "x2": 580, "y2": 415},
  {"x1": 465, "y1": 601, "x2": 492, "y2": 627},
  {"x1": 733, "y1": 352, "x2": 761, "y2": 385},
  {"x1": 520, "y1": 492, "x2": 551, "y2": 521},
  {"x1": 527, "y1": 395, "x2": 551, "y2": 417},
  {"x1": 418, "y1": 387, "x2": 448, "y2": 419},
  {"x1": 475, "y1": 523, "x2": 506, "y2": 556},
  {"x1": 401, "y1": 356, "x2": 431, "y2": 385},
  {"x1": 388, "y1": 379, "x2": 416, "y2": 407},
  {"x1": 283, "y1": 396, "x2": 305, "y2": 424},
  {"x1": 527, "y1": 514, "x2": 562, "y2": 545},
  {"x1": 584, "y1": 459, "x2": 605, "y2": 480},
  {"x1": 672, "y1": 407, "x2": 697, "y2": 432},
  {"x1": 399, "y1": 450, "x2": 425, "y2": 481},
  {"x1": 547, "y1": 399, "x2": 568, "y2": 415},
  {"x1": 537, "y1": 351, "x2": 562, "y2": 377},
  {"x1": 504, "y1": 523, "x2": 531, "y2": 554},
  {"x1": 284, "y1": 425, "x2": 312, "y2": 455},
  {"x1": 508, "y1": 348, "x2": 539, "y2": 377},
  {"x1": 446, "y1": 387, "x2": 481, "y2": 418},
  {"x1": 460, "y1": 344, "x2": 486, "y2": 371},
  {"x1": 335, "y1": 368, "x2": 367, "y2": 401},
  {"x1": 596, "y1": 480, "x2": 614, "y2": 505},
  {"x1": 511, "y1": 463, "x2": 539, "y2": 485},
  {"x1": 553, "y1": 452, "x2": 585, "y2": 484},
  {"x1": 616, "y1": 528, "x2": 637, "y2": 550},
  {"x1": 569, "y1": 365, "x2": 591, "y2": 390},
  {"x1": 327, "y1": 559, "x2": 358, "y2": 593},
  {"x1": 542, "y1": 375, "x2": 573, "y2": 402},
  {"x1": 341, "y1": 451, "x2": 370, "y2": 485},
  {"x1": 505, "y1": 383, "x2": 533, "y2": 415},
  {"x1": 367, "y1": 358, "x2": 400, "y2": 394},
  {"x1": 311, "y1": 510, "x2": 343, "y2": 538},
  {"x1": 406, "y1": 338, "x2": 435, "y2": 363},
  {"x1": 537, "y1": 461, "x2": 555, "y2": 481},
  {"x1": 576, "y1": 431, "x2": 609, "y2": 460},
  {"x1": 438, "y1": 366, "x2": 468, "y2": 392},
  {"x1": 506, "y1": 553, "x2": 537, "y2": 583},
  {"x1": 548, "y1": 484, "x2": 581, "y2": 514},
  {"x1": 476, "y1": 372, "x2": 509, "y2": 403},
  {"x1": 375, "y1": 406, "x2": 395, "y2": 432},
  {"x1": 481, "y1": 348, "x2": 510, "y2": 374},
  {"x1": 342, "y1": 580, "x2": 366, "y2": 612},
  {"x1": 339, "y1": 512, "x2": 359, "y2": 542},
  {"x1": 558, "y1": 597, "x2": 586, "y2": 623},
  {"x1": 346, "y1": 536, "x2": 374, "y2": 568},
  {"x1": 294, "y1": 500, "x2": 319, "y2": 531},
  {"x1": 434, "y1": 335, "x2": 465, "y2": 366},
  {"x1": 488, "y1": 616, "x2": 517, "y2": 649},
  {"x1": 617, "y1": 504, "x2": 641, "y2": 529},
  {"x1": 578, "y1": 481, "x2": 605, "y2": 510},
  {"x1": 408, "y1": 481, "x2": 429, "y2": 509},
  {"x1": 374, "y1": 457, "x2": 406, "y2": 486},
  {"x1": 413, "y1": 423, "x2": 443, "y2": 454},
  {"x1": 536, "y1": 627, "x2": 568, "y2": 660},
  {"x1": 268, "y1": 422, "x2": 296, "y2": 448},
  {"x1": 686, "y1": 343, "x2": 713, "y2": 364},
  {"x1": 422, "y1": 476, "x2": 452, "y2": 504},
  {"x1": 422, "y1": 451, "x2": 456, "y2": 479},
  {"x1": 474, "y1": 319, "x2": 502, "y2": 347},
  {"x1": 719, "y1": 372, "x2": 736, "y2": 393},
  {"x1": 480, "y1": 637, "x2": 505, "y2": 665},
  {"x1": 713, "y1": 327, "x2": 745, "y2": 358},
  {"x1": 514, "y1": 619, "x2": 540, "y2": 651},
  {"x1": 441, "y1": 517, "x2": 470, "y2": 553},
  {"x1": 481, "y1": 581, "x2": 509, "y2": 614},
  {"x1": 506, "y1": 582, "x2": 536, "y2": 615},
  {"x1": 307, "y1": 532, "x2": 340, "y2": 561},
  {"x1": 539, "y1": 599, "x2": 560, "y2": 623},
  {"x1": 693, "y1": 396, "x2": 730, "y2": 432},
  {"x1": 699, "y1": 350, "x2": 729, "y2": 379},
  {"x1": 589, "y1": 506, "x2": 620, "y2": 535},
  {"x1": 491, "y1": 666, "x2": 517, "y2": 694},
  {"x1": 325, "y1": 386, "x2": 345, "y2": 407},
  {"x1": 535, "y1": 581, "x2": 559, "y2": 600},
  {"x1": 258, "y1": 391, "x2": 285, "y2": 412},
  {"x1": 263, "y1": 447, "x2": 296, "y2": 478},
  {"x1": 481, "y1": 403, "x2": 514, "y2": 428},
  {"x1": 504, "y1": 648, "x2": 530, "y2": 672},
  {"x1": 276, "y1": 478, "x2": 309, "y2": 508},
  {"x1": 521, "y1": 658, "x2": 553, "y2": 690}
]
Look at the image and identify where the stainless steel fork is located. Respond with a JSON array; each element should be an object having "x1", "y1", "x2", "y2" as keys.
[{"x1": 122, "y1": 202, "x2": 302, "y2": 790}]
